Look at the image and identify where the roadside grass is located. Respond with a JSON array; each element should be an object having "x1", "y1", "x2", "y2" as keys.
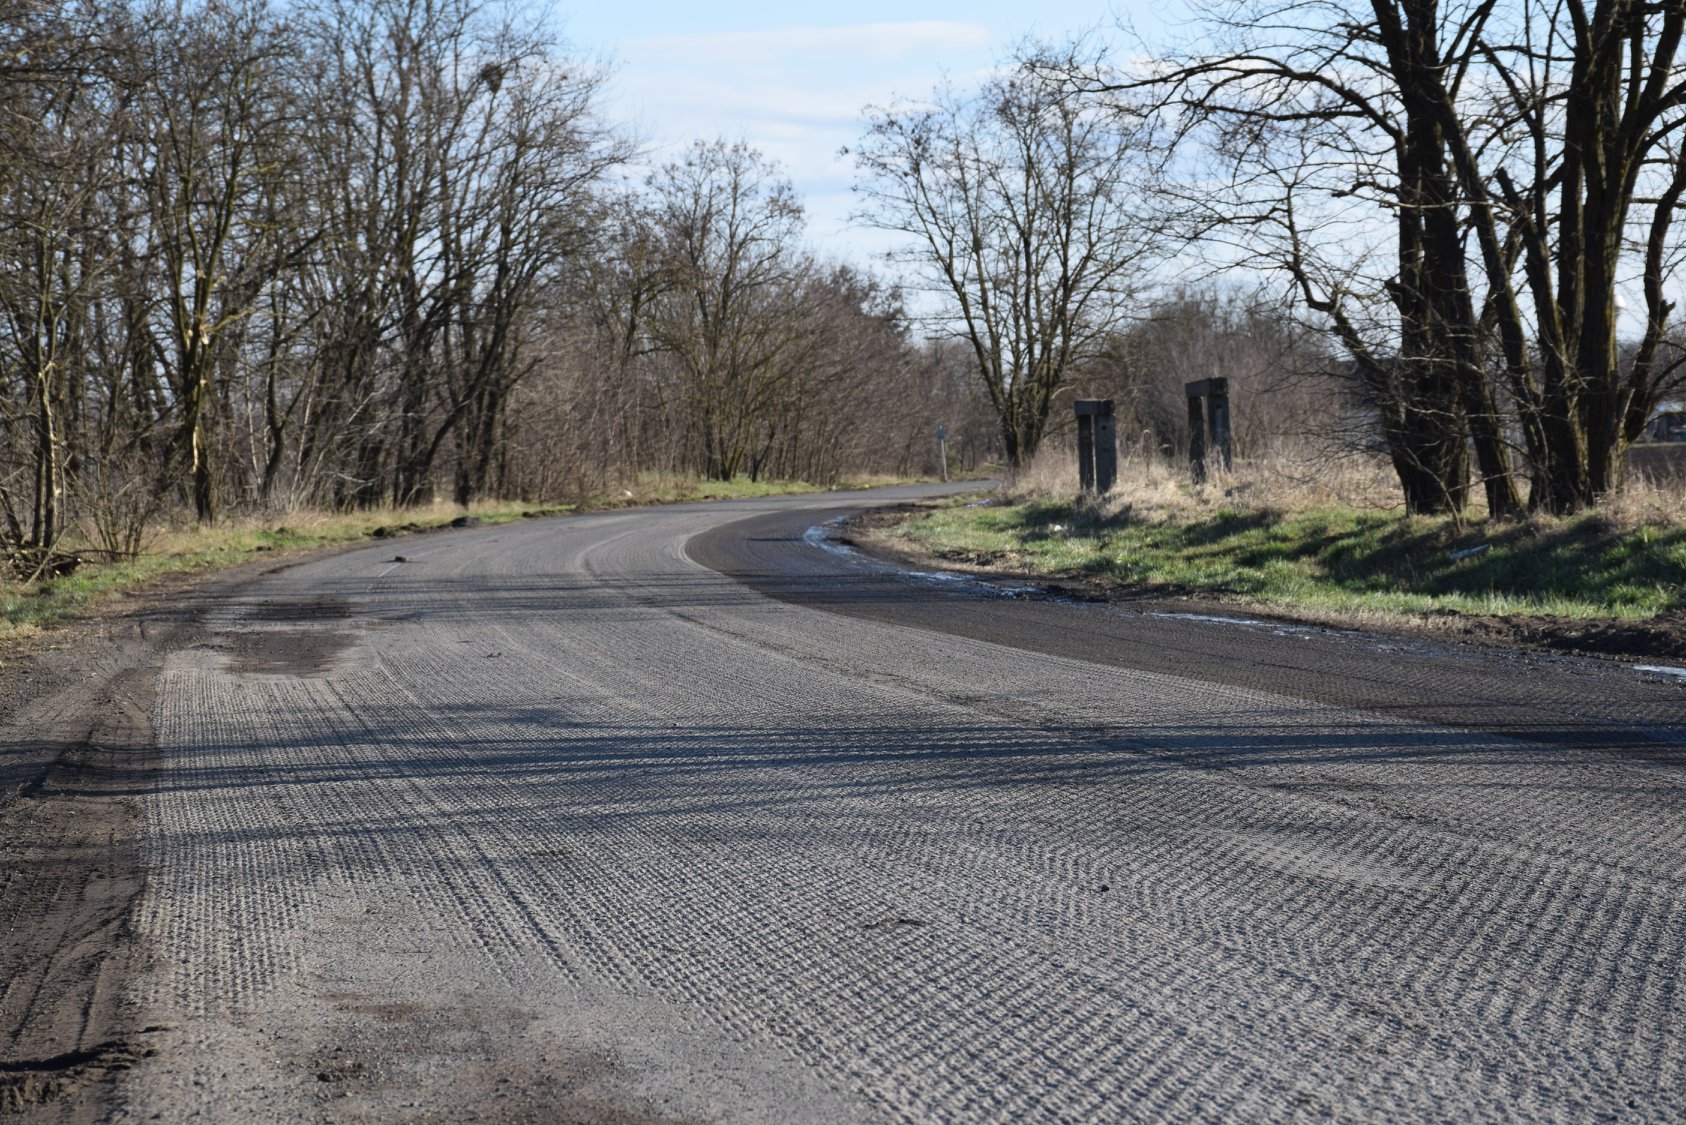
[
  {"x1": 0, "y1": 473, "x2": 900, "y2": 647},
  {"x1": 891, "y1": 451, "x2": 1686, "y2": 623}
]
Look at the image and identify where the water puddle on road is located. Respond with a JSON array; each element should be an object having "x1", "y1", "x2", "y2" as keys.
[
  {"x1": 801, "y1": 521, "x2": 858, "y2": 560},
  {"x1": 1151, "y1": 611, "x2": 1317, "y2": 639},
  {"x1": 803, "y1": 520, "x2": 1041, "y2": 599}
]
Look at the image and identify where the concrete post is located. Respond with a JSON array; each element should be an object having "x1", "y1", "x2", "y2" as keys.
[
  {"x1": 1186, "y1": 387, "x2": 1208, "y2": 484},
  {"x1": 1076, "y1": 414, "x2": 1095, "y2": 493},
  {"x1": 1074, "y1": 400, "x2": 1116, "y2": 494},
  {"x1": 1205, "y1": 378, "x2": 1232, "y2": 471},
  {"x1": 1185, "y1": 378, "x2": 1233, "y2": 482}
]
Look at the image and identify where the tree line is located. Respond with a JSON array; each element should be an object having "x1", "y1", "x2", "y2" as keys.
[
  {"x1": 6, "y1": 0, "x2": 1683, "y2": 565},
  {"x1": 0, "y1": 0, "x2": 980, "y2": 563},
  {"x1": 549, "y1": 141, "x2": 978, "y2": 493}
]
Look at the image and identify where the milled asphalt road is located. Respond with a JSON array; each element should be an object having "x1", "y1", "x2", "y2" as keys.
[{"x1": 93, "y1": 483, "x2": 1686, "y2": 1121}]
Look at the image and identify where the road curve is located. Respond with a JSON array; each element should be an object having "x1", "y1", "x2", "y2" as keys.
[{"x1": 101, "y1": 484, "x2": 1686, "y2": 1121}]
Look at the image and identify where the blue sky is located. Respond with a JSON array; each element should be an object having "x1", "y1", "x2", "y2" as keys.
[
  {"x1": 552, "y1": 3, "x2": 1186, "y2": 266},
  {"x1": 546, "y1": 4, "x2": 1671, "y2": 329}
]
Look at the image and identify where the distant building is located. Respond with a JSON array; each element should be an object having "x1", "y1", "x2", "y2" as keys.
[{"x1": 1647, "y1": 401, "x2": 1686, "y2": 442}]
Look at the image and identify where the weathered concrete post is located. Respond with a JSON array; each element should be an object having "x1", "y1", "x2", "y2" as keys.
[
  {"x1": 1076, "y1": 411, "x2": 1096, "y2": 493},
  {"x1": 1095, "y1": 406, "x2": 1117, "y2": 493},
  {"x1": 1206, "y1": 378, "x2": 1232, "y2": 472},
  {"x1": 1074, "y1": 400, "x2": 1117, "y2": 495},
  {"x1": 1185, "y1": 384, "x2": 1208, "y2": 483},
  {"x1": 1184, "y1": 378, "x2": 1232, "y2": 482}
]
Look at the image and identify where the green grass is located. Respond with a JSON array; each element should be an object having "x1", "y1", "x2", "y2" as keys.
[
  {"x1": 895, "y1": 494, "x2": 1686, "y2": 621},
  {"x1": 0, "y1": 474, "x2": 910, "y2": 646}
]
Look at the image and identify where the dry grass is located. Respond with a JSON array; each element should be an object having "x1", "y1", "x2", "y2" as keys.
[
  {"x1": 1598, "y1": 468, "x2": 1686, "y2": 530},
  {"x1": 1007, "y1": 442, "x2": 1404, "y2": 519},
  {"x1": 1008, "y1": 441, "x2": 1686, "y2": 531}
]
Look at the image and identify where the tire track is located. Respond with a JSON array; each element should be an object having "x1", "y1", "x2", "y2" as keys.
[{"x1": 113, "y1": 486, "x2": 1686, "y2": 1122}]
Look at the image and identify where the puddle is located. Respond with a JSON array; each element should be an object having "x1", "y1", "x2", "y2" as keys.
[
  {"x1": 1152, "y1": 611, "x2": 1272, "y2": 627},
  {"x1": 1634, "y1": 664, "x2": 1686, "y2": 680},
  {"x1": 801, "y1": 522, "x2": 860, "y2": 559},
  {"x1": 1151, "y1": 611, "x2": 1314, "y2": 635},
  {"x1": 803, "y1": 521, "x2": 1041, "y2": 600}
]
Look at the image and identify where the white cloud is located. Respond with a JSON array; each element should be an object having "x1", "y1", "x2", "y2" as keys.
[
  {"x1": 604, "y1": 20, "x2": 1003, "y2": 267},
  {"x1": 625, "y1": 21, "x2": 992, "y2": 63}
]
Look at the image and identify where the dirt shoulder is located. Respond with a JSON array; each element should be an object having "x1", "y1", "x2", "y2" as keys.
[
  {"x1": 0, "y1": 603, "x2": 170, "y2": 1119},
  {"x1": 845, "y1": 503, "x2": 1686, "y2": 664},
  {"x1": 0, "y1": 534, "x2": 433, "y2": 1121}
]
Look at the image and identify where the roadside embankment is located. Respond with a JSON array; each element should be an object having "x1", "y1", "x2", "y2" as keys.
[{"x1": 858, "y1": 455, "x2": 1686, "y2": 660}]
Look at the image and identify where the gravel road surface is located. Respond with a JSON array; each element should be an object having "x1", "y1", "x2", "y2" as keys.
[{"x1": 4, "y1": 482, "x2": 1684, "y2": 1122}]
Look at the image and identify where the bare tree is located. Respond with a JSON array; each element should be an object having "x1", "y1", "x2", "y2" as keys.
[
  {"x1": 852, "y1": 52, "x2": 1162, "y2": 467},
  {"x1": 121, "y1": 0, "x2": 301, "y2": 524},
  {"x1": 1061, "y1": 0, "x2": 1686, "y2": 513},
  {"x1": 279, "y1": 0, "x2": 625, "y2": 508},
  {"x1": 568, "y1": 189, "x2": 672, "y2": 479},
  {"x1": 643, "y1": 140, "x2": 811, "y2": 481},
  {"x1": 0, "y1": 7, "x2": 99, "y2": 548},
  {"x1": 1452, "y1": 0, "x2": 1686, "y2": 509},
  {"x1": 440, "y1": 45, "x2": 627, "y2": 505}
]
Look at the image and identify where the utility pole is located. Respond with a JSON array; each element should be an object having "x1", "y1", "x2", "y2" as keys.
[{"x1": 936, "y1": 425, "x2": 949, "y2": 482}]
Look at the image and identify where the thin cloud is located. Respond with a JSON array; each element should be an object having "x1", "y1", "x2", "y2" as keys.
[
  {"x1": 626, "y1": 21, "x2": 992, "y2": 62},
  {"x1": 609, "y1": 19, "x2": 1001, "y2": 265}
]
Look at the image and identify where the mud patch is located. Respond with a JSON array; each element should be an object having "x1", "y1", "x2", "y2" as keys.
[
  {"x1": 240, "y1": 596, "x2": 354, "y2": 624},
  {"x1": 297, "y1": 994, "x2": 682, "y2": 1124},
  {"x1": 0, "y1": 1040, "x2": 157, "y2": 1116},
  {"x1": 224, "y1": 628, "x2": 361, "y2": 676},
  {"x1": 184, "y1": 597, "x2": 366, "y2": 676},
  {"x1": 1455, "y1": 609, "x2": 1686, "y2": 661}
]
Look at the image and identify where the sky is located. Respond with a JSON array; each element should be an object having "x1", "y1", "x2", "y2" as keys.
[
  {"x1": 544, "y1": 4, "x2": 1669, "y2": 335},
  {"x1": 552, "y1": 2, "x2": 1187, "y2": 269}
]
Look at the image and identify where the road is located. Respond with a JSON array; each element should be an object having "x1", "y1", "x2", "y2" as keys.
[{"x1": 3, "y1": 482, "x2": 1685, "y2": 1122}]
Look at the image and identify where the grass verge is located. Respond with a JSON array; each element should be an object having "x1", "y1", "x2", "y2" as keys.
[{"x1": 885, "y1": 456, "x2": 1686, "y2": 630}]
